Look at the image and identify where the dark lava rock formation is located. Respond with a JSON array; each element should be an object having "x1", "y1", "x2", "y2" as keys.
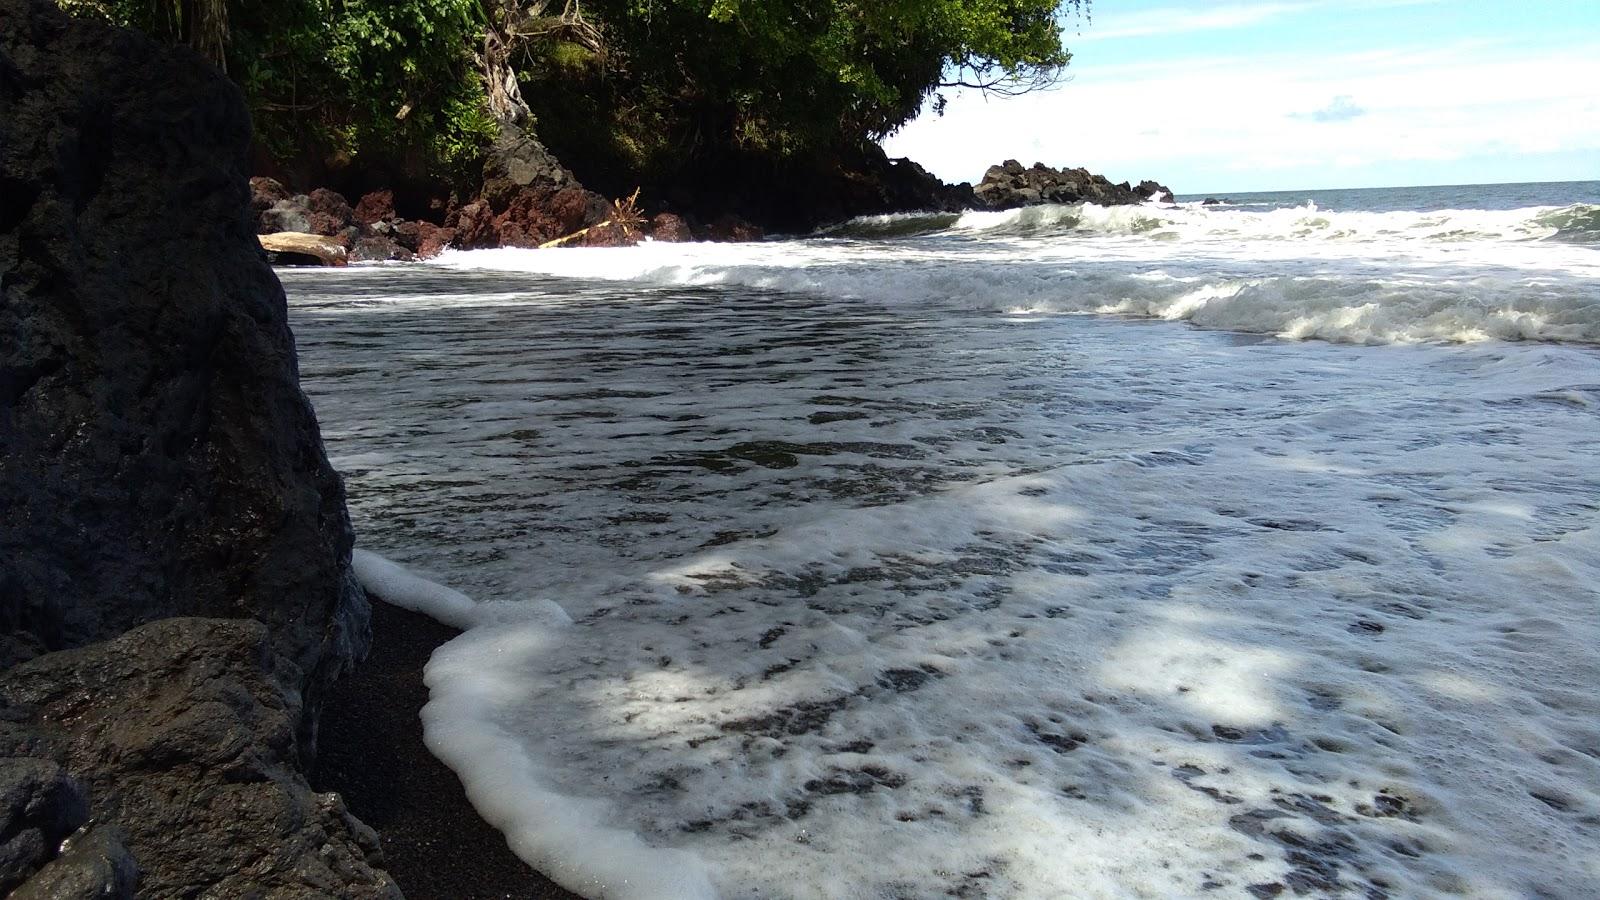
[
  {"x1": 0, "y1": 620, "x2": 398, "y2": 898},
  {"x1": 974, "y1": 159, "x2": 1172, "y2": 209},
  {"x1": 1, "y1": 0, "x2": 393, "y2": 893},
  {"x1": 0, "y1": 0, "x2": 366, "y2": 706}
]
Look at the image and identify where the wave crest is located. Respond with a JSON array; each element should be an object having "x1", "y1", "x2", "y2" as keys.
[
  {"x1": 1535, "y1": 204, "x2": 1600, "y2": 244},
  {"x1": 826, "y1": 201, "x2": 1600, "y2": 245},
  {"x1": 436, "y1": 242, "x2": 1600, "y2": 347}
]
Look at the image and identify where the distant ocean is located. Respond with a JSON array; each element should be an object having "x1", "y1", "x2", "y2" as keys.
[
  {"x1": 287, "y1": 180, "x2": 1600, "y2": 898},
  {"x1": 1177, "y1": 179, "x2": 1600, "y2": 214}
]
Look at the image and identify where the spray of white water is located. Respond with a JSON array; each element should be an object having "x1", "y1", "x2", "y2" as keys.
[{"x1": 430, "y1": 201, "x2": 1600, "y2": 346}]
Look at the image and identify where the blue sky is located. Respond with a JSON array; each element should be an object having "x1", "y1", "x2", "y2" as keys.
[{"x1": 882, "y1": 0, "x2": 1600, "y2": 193}]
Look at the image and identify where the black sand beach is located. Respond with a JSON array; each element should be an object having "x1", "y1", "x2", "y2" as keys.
[{"x1": 312, "y1": 600, "x2": 581, "y2": 900}]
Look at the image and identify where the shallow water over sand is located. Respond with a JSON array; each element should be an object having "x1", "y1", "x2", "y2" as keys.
[{"x1": 287, "y1": 251, "x2": 1600, "y2": 898}]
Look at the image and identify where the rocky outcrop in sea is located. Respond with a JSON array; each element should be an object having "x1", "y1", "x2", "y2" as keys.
[
  {"x1": 973, "y1": 159, "x2": 1171, "y2": 209},
  {"x1": 1, "y1": 0, "x2": 396, "y2": 893}
]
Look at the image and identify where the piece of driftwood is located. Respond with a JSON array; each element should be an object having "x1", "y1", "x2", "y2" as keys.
[{"x1": 259, "y1": 231, "x2": 348, "y2": 266}]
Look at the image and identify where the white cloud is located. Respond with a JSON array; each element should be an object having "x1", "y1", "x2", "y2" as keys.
[
  {"x1": 1070, "y1": 3, "x2": 1313, "y2": 41},
  {"x1": 1068, "y1": 0, "x2": 1443, "y2": 42},
  {"x1": 883, "y1": 39, "x2": 1600, "y2": 190},
  {"x1": 1294, "y1": 95, "x2": 1366, "y2": 122}
]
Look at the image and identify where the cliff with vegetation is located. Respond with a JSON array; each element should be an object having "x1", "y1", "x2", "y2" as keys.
[
  {"x1": 2, "y1": 0, "x2": 395, "y2": 893},
  {"x1": 54, "y1": 0, "x2": 1093, "y2": 233}
]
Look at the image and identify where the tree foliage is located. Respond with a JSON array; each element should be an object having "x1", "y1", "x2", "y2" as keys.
[
  {"x1": 62, "y1": 0, "x2": 494, "y2": 179},
  {"x1": 524, "y1": 0, "x2": 1079, "y2": 167},
  {"x1": 58, "y1": 0, "x2": 1083, "y2": 186}
]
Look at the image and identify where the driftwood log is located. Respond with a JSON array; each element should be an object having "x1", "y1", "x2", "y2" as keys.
[{"x1": 259, "y1": 231, "x2": 349, "y2": 266}]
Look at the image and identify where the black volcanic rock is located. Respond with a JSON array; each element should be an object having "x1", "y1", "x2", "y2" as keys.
[
  {"x1": 0, "y1": 0, "x2": 369, "y2": 710},
  {"x1": 478, "y1": 120, "x2": 579, "y2": 209},
  {"x1": 0, "y1": 0, "x2": 396, "y2": 891},
  {"x1": 973, "y1": 160, "x2": 1171, "y2": 210},
  {"x1": 7, "y1": 825, "x2": 137, "y2": 900},
  {"x1": 0, "y1": 619, "x2": 400, "y2": 898},
  {"x1": 0, "y1": 758, "x2": 89, "y2": 892}
]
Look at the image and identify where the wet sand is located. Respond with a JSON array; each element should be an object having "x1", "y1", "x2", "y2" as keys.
[{"x1": 312, "y1": 599, "x2": 581, "y2": 900}]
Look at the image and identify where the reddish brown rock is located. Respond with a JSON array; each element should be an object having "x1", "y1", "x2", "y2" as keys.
[
  {"x1": 453, "y1": 200, "x2": 496, "y2": 249},
  {"x1": 416, "y1": 224, "x2": 455, "y2": 259},
  {"x1": 549, "y1": 187, "x2": 607, "y2": 235},
  {"x1": 305, "y1": 211, "x2": 347, "y2": 237},
  {"x1": 390, "y1": 220, "x2": 432, "y2": 253},
  {"x1": 706, "y1": 214, "x2": 764, "y2": 242},
  {"x1": 648, "y1": 212, "x2": 693, "y2": 242},
  {"x1": 488, "y1": 185, "x2": 610, "y2": 248},
  {"x1": 352, "y1": 190, "x2": 396, "y2": 227},
  {"x1": 390, "y1": 220, "x2": 424, "y2": 253},
  {"x1": 249, "y1": 176, "x2": 289, "y2": 214},
  {"x1": 580, "y1": 222, "x2": 641, "y2": 248},
  {"x1": 493, "y1": 189, "x2": 563, "y2": 248},
  {"x1": 492, "y1": 221, "x2": 541, "y2": 248},
  {"x1": 305, "y1": 188, "x2": 355, "y2": 228}
]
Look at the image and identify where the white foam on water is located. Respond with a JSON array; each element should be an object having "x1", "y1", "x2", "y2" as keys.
[
  {"x1": 946, "y1": 200, "x2": 1599, "y2": 244},
  {"x1": 288, "y1": 257, "x2": 1600, "y2": 899},
  {"x1": 354, "y1": 551, "x2": 717, "y2": 898},
  {"x1": 352, "y1": 548, "x2": 479, "y2": 628},
  {"x1": 432, "y1": 202, "x2": 1600, "y2": 346}
]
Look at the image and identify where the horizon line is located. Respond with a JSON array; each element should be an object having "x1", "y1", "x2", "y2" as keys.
[{"x1": 1168, "y1": 177, "x2": 1600, "y2": 197}]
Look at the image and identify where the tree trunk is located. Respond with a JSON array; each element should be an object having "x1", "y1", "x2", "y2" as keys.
[{"x1": 480, "y1": 0, "x2": 532, "y2": 125}]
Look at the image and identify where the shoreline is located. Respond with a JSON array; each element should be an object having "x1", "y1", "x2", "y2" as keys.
[
  {"x1": 253, "y1": 158, "x2": 1170, "y2": 266},
  {"x1": 311, "y1": 598, "x2": 581, "y2": 900}
]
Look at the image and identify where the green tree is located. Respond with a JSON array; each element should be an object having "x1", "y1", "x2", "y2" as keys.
[
  {"x1": 59, "y1": 0, "x2": 1084, "y2": 194},
  {"x1": 61, "y1": 0, "x2": 495, "y2": 180},
  {"x1": 514, "y1": 0, "x2": 1081, "y2": 184}
]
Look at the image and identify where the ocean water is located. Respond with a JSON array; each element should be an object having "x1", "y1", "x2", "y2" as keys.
[{"x1": 285, "y1": 182, "x2": 1600, "y2": 899}]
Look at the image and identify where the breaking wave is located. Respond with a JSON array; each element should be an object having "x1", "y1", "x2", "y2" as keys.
[
  {"x1": 435, "y1": 220, "x2": 1600, "y2": 346},
  {"x1": 826, "y1": 201, "x2": 1600, "y2": 244},
  {"x1": 1536, "y1": 203, "x2": 1600, "y2": 244}
]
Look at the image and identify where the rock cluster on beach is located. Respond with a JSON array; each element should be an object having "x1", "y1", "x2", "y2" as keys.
[
  {"x1": 973, "y1": 159, "x2": 1171, "y2": 209},
  {"x1": 251, "y1": 150, "x2": 1179, "y2": 258},
  {"x1": 1, "y1": 0, "x2": 398, "y2": 893},
  {"x1": 252, "y1": 122, "x2": 757, "y2": 262},
  {"x1": 248, "y1": 140, "x2": 1175, "y2": 262}
]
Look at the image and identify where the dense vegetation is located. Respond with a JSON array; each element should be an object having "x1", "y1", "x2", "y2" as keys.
[
  {"x1": 59, "y1": 0, "x2": 1086, "y2": 209},
  {"x1": 59, "y1": 0, "x2": 495, "y2": 185},
  {"x1": 521, "y1": 1, "x2": 1075, "y2": 168}
]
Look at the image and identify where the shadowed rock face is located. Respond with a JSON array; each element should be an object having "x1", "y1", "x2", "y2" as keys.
[
  {"x1": 0, "y1": 0, "x2": 369, "y2": 707},
  {"x1": 0, "y1": 619, "x2": 400, "y2": 898},
  {"x1": 1, "y1": 1, "x2": 392, "y2": 893}
]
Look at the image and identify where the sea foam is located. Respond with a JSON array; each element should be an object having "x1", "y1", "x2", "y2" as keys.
[
  {"x1": 354, "y1": 553, "x2": 717, "y2": 898},
  {"x1": 299, "y1": 256, "x2": 1600, "y2": 898},
  {"x1": 433, "y1": 201, "x2": 1600, "y2": 346}
]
